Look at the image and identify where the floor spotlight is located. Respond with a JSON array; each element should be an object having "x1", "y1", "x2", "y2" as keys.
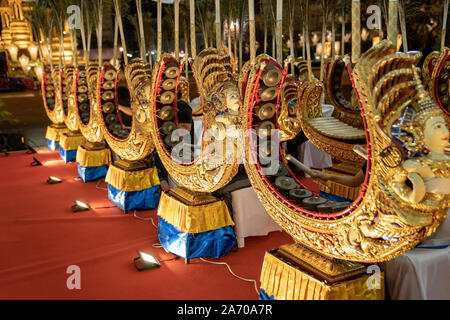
[
  {"x1": 26, "y1": 146, "x2": 37, "y2": 154},
  {"x1": 30, "y1": 157, "x2": 42, "y2": 166},
  {"x1": 72, "y1": 200, "x2": 90, "y2": 212},
  {"x1": 134, "y1": 250, "x2": 161, "y2": 271},
  {"x1": 47, "y1": 176, "x2": 62, "y2": 184}
]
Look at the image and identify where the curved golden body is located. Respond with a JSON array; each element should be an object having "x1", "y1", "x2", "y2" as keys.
[
  {"x1": 423, "y1": 49, "x2": 450, "y2": 126},
  {"x1": 42, "y1": 68, "x2": 64, "y2": 125},
  {"x1": 98, "y1": 60, "x2": 155, "y2": 161},
  {"x1": 62, "y1": 65, "x2": 79, "y2": 132},
  {"x1": 148, "y1": 52, "x2": 239, "y2": 192},
  {"x1": 78, "y1": 63, "x2": 104, "y2": 143},
  {"x1": 241, "y1": 42, "x2": 448, "y2": 263},
  {"x1": 323, "y1": 56, "x2": 364, "y2": 128}
]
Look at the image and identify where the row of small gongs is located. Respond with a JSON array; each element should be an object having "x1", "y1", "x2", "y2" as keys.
[
  {"x1": 254, "y1": 63, "x2": 283, "y2": 168},
  {"x1": 100, "y1": 68, "x2": 132, "y2": 140},
  {"x1": 272, "y1": 163, "x2": 348, "y2": 213},
  {"x1": 76, "y1": 67, "x2": 91, "y2": 125},
  {"x1": 44, "y1": 70, "x2": 56, "y2": 111},
  {"x1": 156, "y1": 62, "x2": 181, "y2": 149}
]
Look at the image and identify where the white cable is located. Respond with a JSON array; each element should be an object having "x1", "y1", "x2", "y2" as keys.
[
  {"x1": 96, "y1": 180, "x2": 108, "y2": 190},
  {"x1": 133, "y1": 211, "x2": 158, "y2": 229},
  {"x1": 200, "y1": 258, "x2": 260, "y2": 296}
]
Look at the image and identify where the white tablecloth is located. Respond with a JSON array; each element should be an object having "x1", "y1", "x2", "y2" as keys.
[
  {"x1": 299, "y1": 104, "x2": 334, "y2": 169},
  {"x1": 231, "y1": 187, "x2": 282, "y2": 248},
  {"x1": 382, "y1": 211, "x2": 450, "y2": 300}
]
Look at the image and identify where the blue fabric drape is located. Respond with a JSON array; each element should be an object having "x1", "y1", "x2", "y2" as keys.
[
  {"x1": 77, "y1": 164, "x2": 108, "y2": 182},
  {"x1": 107, "y1": 185, "x2": 161, "y2": 211},
  {"x1": 319, "y1": 191, "x2": 353, "y2": 203},
  {"x1": 47, "y1": 139, "x2": 59, "y2": 151},
  {"x1": 158, "y1": 217, "x2": 236, "y2": 259},
  {"x1": 259, "y1": 289, "x2": 275, "y2": 300},
  {"x1": 59, "y1": 147, "x2": 77, "y2": 163}
]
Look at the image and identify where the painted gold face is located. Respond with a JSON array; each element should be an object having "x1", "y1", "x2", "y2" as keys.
[
  {"x1": 225, "y1": 87, "x2": 240, "y2": 113},
  {"x1": 424, "y1": 115, "x2": 449, "y2": 152}
]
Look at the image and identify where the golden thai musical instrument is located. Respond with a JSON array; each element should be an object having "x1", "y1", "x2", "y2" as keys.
[
  {"x1": 148, "y1": 50, "x2": 239, "y2": 192},
  {"x1": 77, "y1": 62, "x2": 104, "y2": 144},
  {"x1": 241, "y1": 41, "x2": 449, "y2": 262},
  {"x1": 97, "y1": 59, "x2": 155, "y2": 161}
]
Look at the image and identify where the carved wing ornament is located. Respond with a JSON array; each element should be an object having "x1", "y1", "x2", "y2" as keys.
[
  {"x1": 98, "y1": 59, "x2": 155, "y2": 161},
  {"x1": 241, "y1": 41, "x2": 449, "y2": 263}
]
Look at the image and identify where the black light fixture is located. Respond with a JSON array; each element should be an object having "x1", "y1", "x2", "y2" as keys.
[
  {"x1": 26, "y1": 146, "x2": 37, "y2": 154},
  {"x1": 30, "y1": 157, "x2": 42, "y2": 166},
  {"x1": 134, "y1": 250, "x2": 161, "y2": 271},
  {"x1": 71, "y1": 200, "x2": 90, "y2": 212},
  {"x1": 47, "y1": 176, "x2": 62, "y2": 184}
]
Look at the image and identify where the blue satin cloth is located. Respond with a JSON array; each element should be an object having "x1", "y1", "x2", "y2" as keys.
[
  {"x1": 59, "y1": 147, "x2": 77, "y2": 163},
  {"x1": 158, "y1": 217, "x2": 236, "y2": 259},
  {"x1": 47, "y1": 139, "x2": 59, "y2": 151},
  {"x1": 77, "y1": 164, "x2": 108, "y2": 182},
  {"x1": 107, "y1": 184, "x2": 161, "y2": 211},
  {"x1": 259, "y1": 289, "x2": 275, "y2": 300},
  {"x1": 319, "y1": 191, "x2": 353, "y2": 203}
]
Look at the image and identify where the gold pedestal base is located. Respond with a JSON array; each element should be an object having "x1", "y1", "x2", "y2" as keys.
[
  {"x1": 59, "y1": 132, "x2": 86, "y2": 151},
  {"x1": 76, "y1": 144, "x2": 111, "y2": 168},
  {"x1": 157, "y1": 189, "x2": 234, "y2": 234},
  {"x1": 83, "y1": 141, "x2": 106, "y2": 151},
  {"x1": 260, "y1": 243, "x2": 385, "y2": 300},
  {"x1": 45, "y1": 124, "x2": 69, "y2": 142}
]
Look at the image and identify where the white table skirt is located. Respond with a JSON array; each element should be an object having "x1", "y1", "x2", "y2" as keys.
[
  {"x1": 231, "y1": 187, "x2": 282, "y2": 248},
  {"x1": 382, "y1": 211, "x2": 450, "y2": 300}
]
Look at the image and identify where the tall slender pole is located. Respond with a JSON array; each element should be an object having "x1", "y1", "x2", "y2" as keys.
[
  {"x1": 351, "y1": 0, "x2": 360, "y2": 63},
  {"x1": 331, "y1": 4, "x2": 336, "y2": 57},
  {"x1": 305, "y1": 0, "x2": 312, "y2": 81},
  {"x1": 276, "y1": 0, "x2": 282, "y2": 64},
  {"x1": 157, "y1": 0, "x2": 162, "y2": 60},
  {"x1": 175, "y1": 0, "x2": 180, "y2": 59},
  {"x1": 113, "y1": 15, "x2": 119, "y2": 66},
  {"x1": 341, "y1": 5, "x2": 345, "y2": 56},
  {"x1": 113, "y1": 0, "x2": 128, "y2": 65},
  {"x1": 98, "y1": 0, "x2": 103, "y2": 66},
  {"x1": 248, "y1": 0, "x2": 255, "y2": 65},
  {"x1": 215, "y1": 0, "x2": 221, "y2": 49},
  {"x1": 136, "y1": 0, "x2": 146, "y2": 61},
  {"x1": 320, "y1": 0, "x2": 327, "y2": 81},
  {"x1": 398, "y1": 0, "x2": 408, "y2": 52},
  {"x1": 190, "y1": 0, "x2": 196, "y2": 59},
  {"x1": 388, "y1": 0, "x2": 398, "y2": 46},
  {"x1": 289, "y1": 1, "x2": 295, "y2": 73},
  {"x1": 442, "y1": 0, "x2": 449, "y2": 51}
]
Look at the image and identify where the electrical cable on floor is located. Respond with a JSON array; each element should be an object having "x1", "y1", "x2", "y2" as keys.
[
  {"x1": 96, "y1": 180, "x2": 108, "y2": 191},
  {"x1": 133, "y1": 210, "x2": 158, "y2": 229},
  {"x1": 200, "y1": 258, "x2": 260, "y2": 296},
  {"x1": 93, "y1": 206, "x2": 117, "y2": 209}
]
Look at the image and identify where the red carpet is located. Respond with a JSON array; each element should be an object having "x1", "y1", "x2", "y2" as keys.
[{"x1": 0, "y1": 149, "x2": 292, "y2": 300}]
